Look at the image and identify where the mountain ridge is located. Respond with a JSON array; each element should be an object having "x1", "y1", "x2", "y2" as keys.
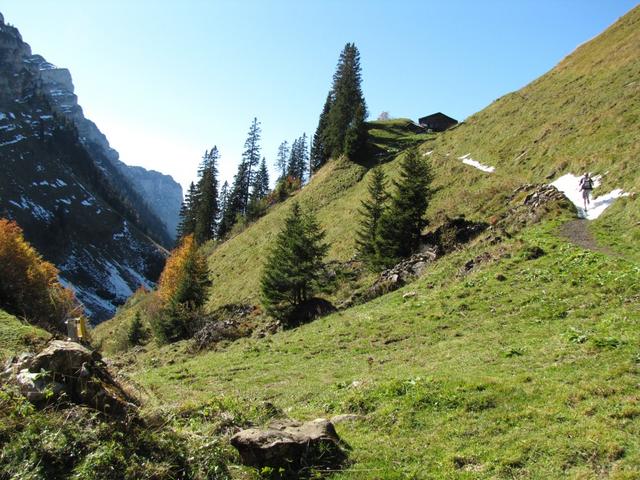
[{"x1": 0, "y1": 13, "x2": 176, "y2": 321}]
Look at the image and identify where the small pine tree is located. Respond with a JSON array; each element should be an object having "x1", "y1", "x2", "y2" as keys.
[
  {"x1": 375, "y1": 148, "x2": 432, "y2": 268},
  {"x1": 260, "y1": 202, "x2": 328, "y2": 323},
  {"x1": 355, "y1": 166, "x2": 388, "y2": 266},
  {"x1": 127, "y1": 311, "x2": 146, "y2": 346},
  {"x1": 275, "y1": 141, "x2": 290, "y2": 181}
]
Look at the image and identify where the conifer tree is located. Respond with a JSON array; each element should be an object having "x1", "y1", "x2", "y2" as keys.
[
  {"x1": 287, "y1": 134, "x2": 308, "y2": 182},
  {"x1": 275, "y1": 141, "x2": 290, "y2": 181},
  {"x1": 218, "y1": 118, "x2": 262, "y2": 236},
  {"x1": 194, "y1": 147, "x2": 219, "y2": 244},
  {"x1": 217, "y1": 180, "x2": 229, "y2": 231},
  {"x1": 355, "y1": 166, "x2": 388, "y2": 266},
  {"x1": 375, "y1": 148, "x2": 432, "y2": 268},
  {"x1": 252, "y1": 157, "x2": 270, "y2": 201},
  {"x1": 127, "y1": 311, "x2": 146, "y2": 346},
  {"x1": 260, "y1": 202, "x2": 328, "y2": 323},
  {"x1": 247, "y1": 157, "x2": 270, "y2": 221},
  {"x1": 241, "y1": 117, "x2": 262, "y2": 208},
  {"x1": 310, "y1": 92, "x2": 333, "y2": 172},
  {"x1": 344, "y1": 101, "x2": 368, "y2": 160},
  {"x1": 313, "y1": 43, "x2": 367, "y2": 163},
  {"x1": 219, "y1": 164, "x2": 247, "y2": 238},
  {"x1": 177, "y1": 182, "x2": 198, "y2": 239}
]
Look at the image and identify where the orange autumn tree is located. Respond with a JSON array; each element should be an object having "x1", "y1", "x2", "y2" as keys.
[
  {"x1": 151, "y1": 234, "x2": 210, "y2": 343},
  {"x1": 0, "y1": 218, "x2": 80, "y2": 331}
]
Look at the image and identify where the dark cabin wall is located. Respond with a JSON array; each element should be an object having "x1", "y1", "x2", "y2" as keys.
[{"x1": 418, "y1": 112, "x2": 458, "y2": 132}]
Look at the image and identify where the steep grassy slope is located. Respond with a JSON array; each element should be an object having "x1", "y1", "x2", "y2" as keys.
[
  {"x1": 0, "y1": 309, "x2": 50, "y2": 362},
  {"x1": 129, "y1": 216, "x2": 640, "y2": 478},
  {"x1": 427, "y1": 5, "x2": 640, "y2": 255},
  {"x1": 207, "y1": 120, "x2": 432, "y2": 309}
]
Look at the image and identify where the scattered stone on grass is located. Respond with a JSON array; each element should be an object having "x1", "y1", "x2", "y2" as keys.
[{"x1": 230, "y1": 418, "x2": 348, "y2": 474}]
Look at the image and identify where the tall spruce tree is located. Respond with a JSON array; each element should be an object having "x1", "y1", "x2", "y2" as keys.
[
  {"x1": 247, "y1": 157, "x2": 270, "y2": 221},
  {"x1": 241, "y1": 117, "x2": 262, "y2": 208},
  {"x1": 177, "y1": 182, "x2": 198, "y2": 239},
  {"x1": 218, "y1": 118, "x2": 262, "y2": 236},
  {"x1": 252, "y1": 157, "x2": 270, "y2": 200},
  {"x1": 217, "y1": 180, "x2": 229, "y2": 230},
  {"x1": 275, "y1": 140, "x2": 290, "y2": 181},
  {"x1": 375, "y1": 148, "x2": 432, "y2": 268},
  {"x1": 355, "y1": 166, "x2": 388, "y2": 266},
  {"x1": 194, "y1": 147, "x2": 219, "y2": 244},
  {"x1": 310, "y1": 93, "x2": 333, "y2": 172},
  {"x1": 287, "y1": 134, "x2": 308, "y2": 182},
  {"x1": 218, "y1": 165, "x2": 246, "y2": 238},
  {"x1": 260, "y1": 202, "x2": 328, "y2": 323},
  {"x1": 314, "y1": 43, "x2": 367, "y2": 163},
  {"x1": 344, "y1": 101, "x2": 368, "y2": 160}
]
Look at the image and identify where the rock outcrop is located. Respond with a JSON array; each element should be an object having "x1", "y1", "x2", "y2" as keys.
[
  {"x1": 231, "y1": 418, "x2": 347, "y2": 474},
  {"x1": 0, "y1": 13, "x2": 176, "y2": 321},
  {"x1": 29, "y1": 52, "x2": 183, "y2": 239},
  {"x1": 499, "y1": 183, "x2": 573, "y2": 231},
  {"x1": 342, "y1": 249, "x2": 438, "y2": 308},
  {"x1": 2, "y1": 340, "x2": 136, "y2": 416}
]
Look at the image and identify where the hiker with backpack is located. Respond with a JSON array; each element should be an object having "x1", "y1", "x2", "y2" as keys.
[{"x1": 578, "y1": 172, "x2": 594, "y2": 211}]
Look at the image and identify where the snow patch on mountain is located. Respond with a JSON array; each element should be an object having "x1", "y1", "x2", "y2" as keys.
[
  {"x1": 105, "y1": 261, "x2": 134, "y2": 301},
  {"x1": 0, "y1": 134, "x2": 26, "y2": 147}
]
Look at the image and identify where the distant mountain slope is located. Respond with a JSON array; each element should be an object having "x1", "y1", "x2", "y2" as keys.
[{"x1": 0, "y1": 14, "x2": 172, "y2": 322}]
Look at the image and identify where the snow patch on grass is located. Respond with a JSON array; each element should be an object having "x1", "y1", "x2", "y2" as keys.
[
  {"x1": 458, "y1": 153, "x2": 495, "y2": 173},
  {"x1": 551, "y1": 173, "x2": 629, "y2": 220}
]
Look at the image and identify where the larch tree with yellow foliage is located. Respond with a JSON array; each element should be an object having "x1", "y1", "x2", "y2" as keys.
[
  {"x1": 151, "y1": 234, "x2": 210, "y2": 343},
  {"x1": 0, "y1": 218, "x2": 81, "y2": 332}
]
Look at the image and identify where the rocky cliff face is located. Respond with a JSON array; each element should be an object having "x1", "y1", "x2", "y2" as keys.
[
  {"x1": 121, "y1": 166, "x2": 182, "y2": 238},
  {"x1": 0, "y1": 14, "x2": 175, "y2": 322},
  {"x1": 23, "y1": 49, "x2": 182, "y2": 239}
]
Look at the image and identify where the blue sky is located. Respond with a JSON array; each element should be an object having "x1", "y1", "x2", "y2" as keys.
[{"x1": 2, "y1": 1, "x2": 637, "y2": 192}]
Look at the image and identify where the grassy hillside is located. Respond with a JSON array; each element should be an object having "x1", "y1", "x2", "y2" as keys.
[
  {"x1": 127, "y1": 216, "x2": 640, "y2": 478},
  {"x1": 0, "y1": 309, "x2": 51, "y2": 362},
  {"x1": 204, "y1": 119, "x2": 432, "y2": 310},
  {"x1": 427, "y1": 5, "x2": 640, "y2": 255},
  {"x1": 200, "y1": 6, "x2": 639, "y2": 312},
  {"x1": 90, "y1": 7, "x2": 640, "y2": 478}
]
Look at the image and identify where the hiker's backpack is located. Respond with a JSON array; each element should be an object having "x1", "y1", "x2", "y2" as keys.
[{"x1": 581, "y1": 177, "x2": 594, "y2": 190}]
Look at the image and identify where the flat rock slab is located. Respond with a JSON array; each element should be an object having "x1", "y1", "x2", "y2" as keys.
[{"x1": 231, "y1": 418, "x2": 347, "y2": 473}]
